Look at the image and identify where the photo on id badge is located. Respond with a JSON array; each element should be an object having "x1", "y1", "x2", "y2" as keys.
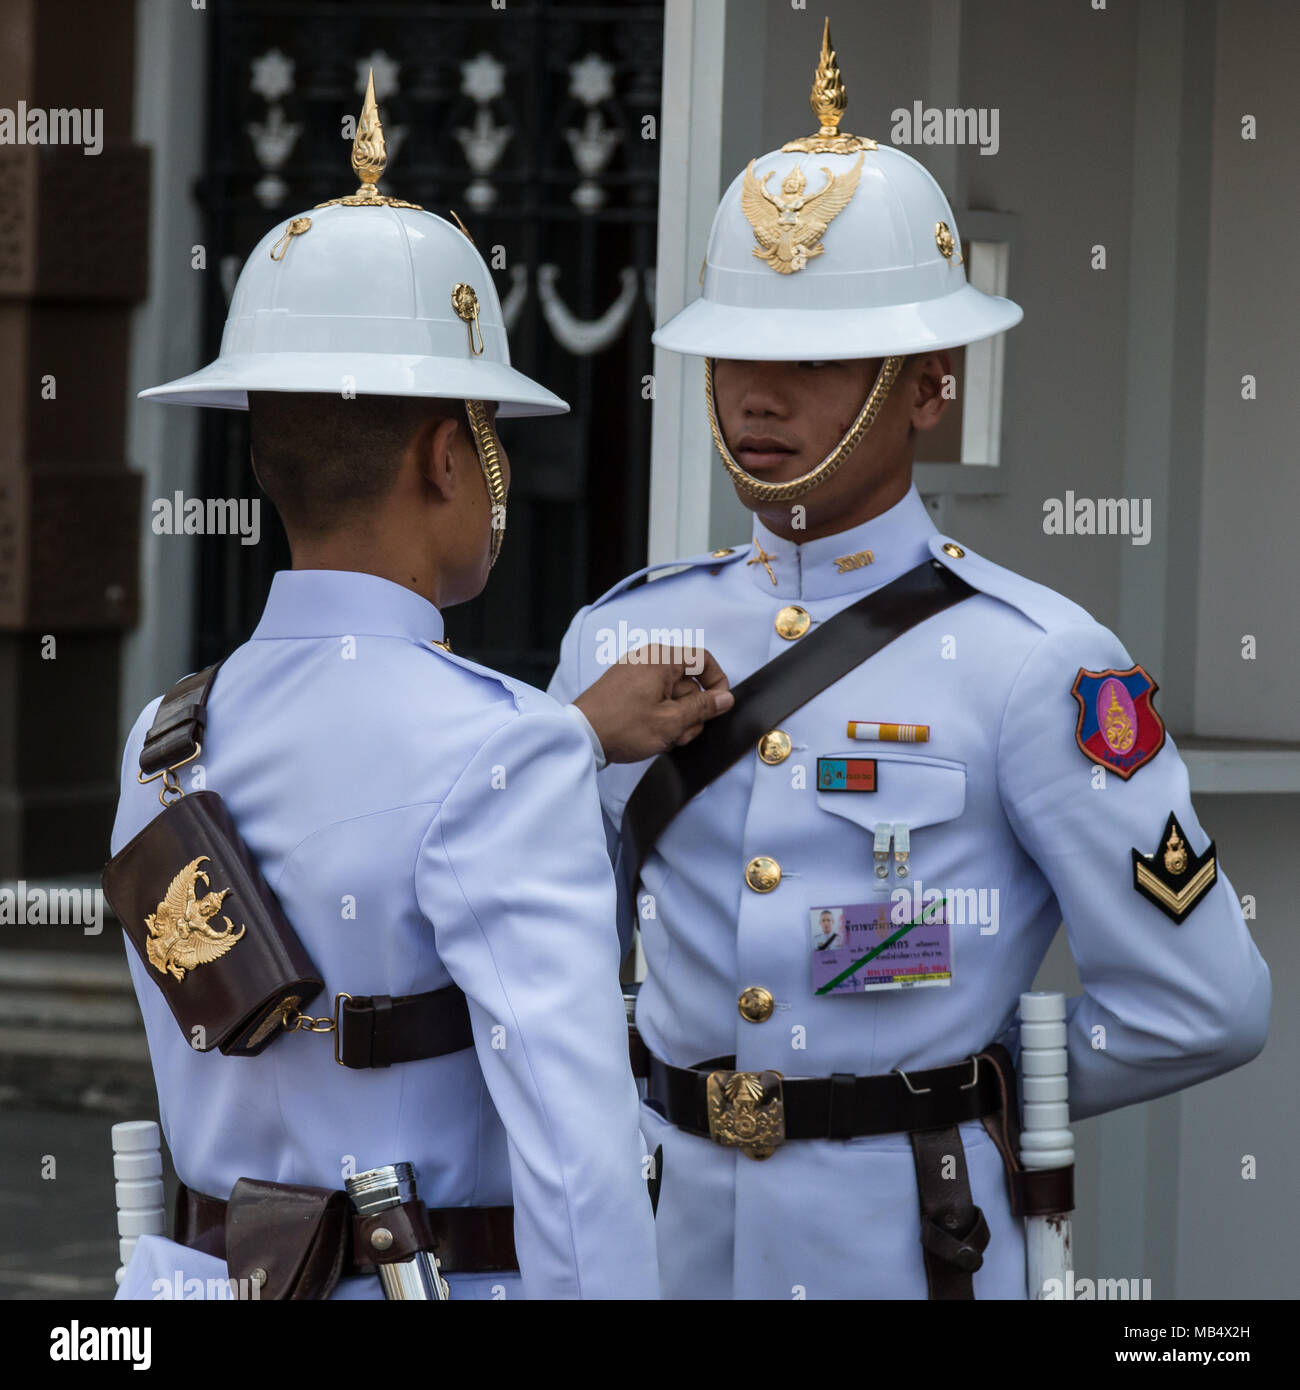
[{"x1": 808, "y1": 898, "x2": 953, "y2": 996}]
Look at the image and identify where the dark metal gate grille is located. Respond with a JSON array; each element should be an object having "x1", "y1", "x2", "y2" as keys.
[{"x1": 197, "y1": 0, "x2": 662, "y2": 686}]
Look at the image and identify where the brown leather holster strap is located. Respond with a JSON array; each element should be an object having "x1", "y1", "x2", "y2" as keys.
[
  {"x1": 976, "y1": 1043, "x2": 1075, "y2": 1219},
  {"x1": 175, "y1": 1181, "x2": 518, "y2": 1295},
  {"x1": 140, "y1": 663, "x2": 224, "y2": 776},
  {"x1": 351, "y1": 1198, "x2": 437, "y2": 1267},
  {"x1": 370, "y1": 1203, "x2": 518, "y2": 1275},
  {"x1": 337, "y1": 986, "x2": 474, "y2": 1069},
  {"x1": 909, "y1": 1125, "x2": 990, "y2": 1301}
]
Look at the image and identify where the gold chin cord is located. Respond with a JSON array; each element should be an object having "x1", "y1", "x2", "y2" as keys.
[
  {"x1": 465, "y1": 398, "x2": 507, "y2": 567},
  {"x1": 705, "y1": 355, "x2": 904, "y2": 503}
]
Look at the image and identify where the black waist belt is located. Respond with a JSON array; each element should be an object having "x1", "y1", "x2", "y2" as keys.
[
  {"x1": 334, "y1": 985, "x2": 474, "y2": 1070},
  {"x1": 645, "y1": 1051, "x2": 1001, "y2": 1142}
]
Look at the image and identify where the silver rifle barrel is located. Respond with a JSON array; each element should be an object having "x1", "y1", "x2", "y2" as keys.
[{"x1": 344, "y1": 1163, "x2": 449, "y2": 1301}]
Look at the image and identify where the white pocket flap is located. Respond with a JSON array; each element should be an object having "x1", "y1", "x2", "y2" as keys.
[{"x1": 816, "y1": 751, "x2": 967, "y2": 831}]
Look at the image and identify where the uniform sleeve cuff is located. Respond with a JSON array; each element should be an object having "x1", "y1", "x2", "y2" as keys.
[{"x1": 564, "y1": 702, "x2": 607, "y2": 772}]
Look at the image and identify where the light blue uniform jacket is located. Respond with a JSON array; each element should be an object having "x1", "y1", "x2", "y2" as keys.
[
  {"x1": 112, "y1": 569, "x2": 659, "y2": 1300},
  {"x1": 549, "y1": 486, "x2": 1270, "y2": 1300}
]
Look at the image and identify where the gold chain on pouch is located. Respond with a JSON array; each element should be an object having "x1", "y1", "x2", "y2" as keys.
[{"x1": 704, "y1": 355, "x2": 904, "y2": 503}]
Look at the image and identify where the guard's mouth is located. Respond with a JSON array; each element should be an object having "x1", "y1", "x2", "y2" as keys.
[{"x1": 733, "y1": 435, "x2": 798, "y2": 472}]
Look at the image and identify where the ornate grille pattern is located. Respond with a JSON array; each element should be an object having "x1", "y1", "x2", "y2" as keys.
[{"x1": 197, "y1": 0, "x2": 663, "y2": 686}]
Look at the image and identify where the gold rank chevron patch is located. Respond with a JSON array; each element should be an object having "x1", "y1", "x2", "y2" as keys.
[{"x1": 1131, "y1": 812, "x2": 1217, "y2": 924}]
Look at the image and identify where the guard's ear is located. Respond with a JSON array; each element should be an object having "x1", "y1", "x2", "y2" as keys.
[
  {"x1": 908, "y1": 351, "x2": 953, "y2": 433},
  {"x1": 414, "y1": 414, "x2": 465, "y2": 499}
]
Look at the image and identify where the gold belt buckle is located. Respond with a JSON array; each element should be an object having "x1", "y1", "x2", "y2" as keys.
[{"x1": 706, "y1": 1069, "x2": 785, "y2": 1160}]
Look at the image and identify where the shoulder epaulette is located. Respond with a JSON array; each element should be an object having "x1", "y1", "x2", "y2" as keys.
[
  {"x1": 421, "y1": 639, "x2": 532, "y2": 711},
  {"x1": 587, "y1": 543, "x2": 751, "y2": 611},
  {"x1": 926, "y1": 534, "x2": 1093, "y2": 634}
]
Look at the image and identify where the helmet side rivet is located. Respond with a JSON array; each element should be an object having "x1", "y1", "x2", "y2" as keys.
[
  {"x1": 451, "y1": 283, "x2": 485, "y2": 356},
  {"x1": 935, "y1": 221, "x2": 964, "y2": 267}
]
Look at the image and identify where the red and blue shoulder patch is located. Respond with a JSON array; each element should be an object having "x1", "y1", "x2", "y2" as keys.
[{"x1": 1070, "y1": 665, "x2": 1165, "y2": 780}]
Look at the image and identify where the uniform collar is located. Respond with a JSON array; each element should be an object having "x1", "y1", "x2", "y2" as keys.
[
  {"x1": 744, "y1": 485, "x2": 937, "y2": 600},
  {"x1": 250, "y1": 569, "x2": 446, "y2": 645}
]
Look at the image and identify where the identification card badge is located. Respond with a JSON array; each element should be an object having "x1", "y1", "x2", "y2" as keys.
[{"x1": 809, "y1": 900, "x2": 952, "y2": 995}]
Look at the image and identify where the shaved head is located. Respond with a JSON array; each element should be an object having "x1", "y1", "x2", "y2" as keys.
[{"x1": 248, "y1": 391, "x2": 468, "y2": 537}]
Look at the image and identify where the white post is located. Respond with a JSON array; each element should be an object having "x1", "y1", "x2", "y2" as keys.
[
  {"x1": 112, "y1": 1120, "x2": 165, "y2": 1286},
  {"x1": 1018, "y1": 991, "x2": 1074, "y2": 1299},
  {"x1": 648, "y1": 0, "x2": 729, "y2": 563}
]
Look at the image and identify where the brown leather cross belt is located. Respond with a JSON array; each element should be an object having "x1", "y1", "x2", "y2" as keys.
[
  {"x1": 176, "y1": 1181, "x2": 517, "y2": 1293},
  {"x1": 332, "y1": 986, "x2": 474, "y2": 1069}
]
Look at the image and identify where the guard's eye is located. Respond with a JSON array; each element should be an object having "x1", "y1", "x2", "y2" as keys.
[{"x1": 797, "y1": 360, "x2": 833, "y2": 369}]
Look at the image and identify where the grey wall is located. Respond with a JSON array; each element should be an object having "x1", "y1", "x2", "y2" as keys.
[{"x1": 1195, "y1": 0, "x2": 1300, "y2": 741}]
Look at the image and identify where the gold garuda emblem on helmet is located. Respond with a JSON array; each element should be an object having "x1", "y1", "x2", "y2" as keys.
[
  {"x1": 739, "y1": 18, "x2": 873, "y2": 275},
  {"x1": 145, "y1": 856, "x2": 246, "y2": 981},
  {"x1": 741, "y1": 153, "x2": 865, "y2": 275}
]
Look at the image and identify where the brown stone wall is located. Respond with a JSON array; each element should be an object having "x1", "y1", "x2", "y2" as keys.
[{"x1": 0, "y1": 0, "x2": 148, "y2": 875}]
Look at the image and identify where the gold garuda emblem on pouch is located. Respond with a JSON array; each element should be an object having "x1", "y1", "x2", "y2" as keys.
[
  {"x1": 741, "y1": 152, "x2": 865, "y2": 274},
  {"x1": 145, "y1": 856, "x2": 246, "y2": 981}
]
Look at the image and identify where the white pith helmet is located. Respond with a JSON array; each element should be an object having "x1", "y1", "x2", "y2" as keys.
[
  {"x1": 652, "y1": 20, "x2": 1021, "y2": 362},
  {"x1": 141, "y1": 73, "x2": 566, "y2": 418}
]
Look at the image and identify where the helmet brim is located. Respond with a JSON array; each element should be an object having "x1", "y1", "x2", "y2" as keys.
[
  {"x1": 651, "y1": 285, "x2": 1022, "y2": 360},
  {"x1": 139, "y1": 351, "x2": 569, "y2": 418}
]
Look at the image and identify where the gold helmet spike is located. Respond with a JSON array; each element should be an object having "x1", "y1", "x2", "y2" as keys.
[
  {"x1": 316, "y1": 68, "x2": 423, "y2": 210},
  {"x1": 782, "y1": 17, "x2": 878, "y2": 155}
]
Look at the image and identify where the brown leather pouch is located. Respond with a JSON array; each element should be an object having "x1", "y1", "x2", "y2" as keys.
[
  {"x1": 102, "y1": 789, "x2": 323, "y2": 1056},
  {"x1": 225, "y1": 1177, "x2": 349, "y2": 1300}
]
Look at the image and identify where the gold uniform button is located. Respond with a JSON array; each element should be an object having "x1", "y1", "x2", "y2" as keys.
[
  {"x1": 711, "y1": 547, "x2": 734, "y2": 557},
  {"x1": 941, "y1": 542, "x2": 965, "y2": 559},
  {"x1": 757, "y1": 730, "x2": 792, "y2": 765},
  {"x1": 738, "y1": 986, "x2": 775, "y2": 1023},
  {"x1": 775, "y1": 605, "x2": 810, "y2": 640},
  {"x1": 745, "y1": 855, "x2": 781, "y2": 892}
]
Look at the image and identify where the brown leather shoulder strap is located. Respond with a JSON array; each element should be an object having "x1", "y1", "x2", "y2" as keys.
[
  {"x1": 140, "y1": 661, "x2": 225, "y2": 776},
  {"x1": 621, "y1": 558, "x2": 975, "y2": 878}
]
